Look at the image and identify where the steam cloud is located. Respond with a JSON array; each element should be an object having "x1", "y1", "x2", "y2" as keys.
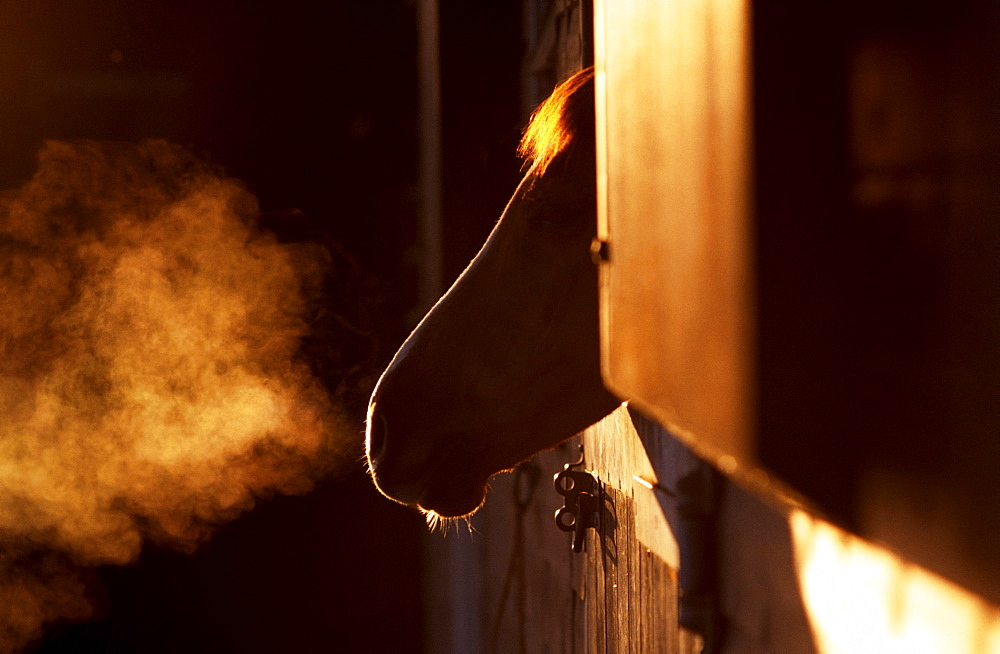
[{"x1": 0, "y1": 140, "x2": 344, "y2": 651}]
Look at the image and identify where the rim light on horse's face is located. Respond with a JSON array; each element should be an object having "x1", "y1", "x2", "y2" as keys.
[
  {"x1": 367, "y1": 398, "x2": 491, "y2": 516},
  {"x1": 365, "y1": 69, "x2": 619, "y2": 519}
]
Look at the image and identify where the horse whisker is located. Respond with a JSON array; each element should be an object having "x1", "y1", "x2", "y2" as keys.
[{"x1": 422, "y1": 510, "x2": 477, "y2": 536}]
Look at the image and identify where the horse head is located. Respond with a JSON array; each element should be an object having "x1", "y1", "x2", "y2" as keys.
[{"x1": 366, "y1": 68, "x2": 620, "y2": 519}]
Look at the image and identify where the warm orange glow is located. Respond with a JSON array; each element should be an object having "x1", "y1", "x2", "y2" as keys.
[
  {"x1": 594, "y1": 0, "x2": 755, "y2": 464},
  {"x1": 518, "y1": 67, "x2": 594, "y2": 177},
  {"x1": 790, "y1": 510, "x2": 1000, "y2": 654},
  {"x1": 0, "y1": 139, "x2": 342, "y2": 649}
]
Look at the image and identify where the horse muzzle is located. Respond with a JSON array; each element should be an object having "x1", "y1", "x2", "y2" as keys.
[
  {"x1": 366, "y1": 398, "x2": 489, "y2": 517},
  {"x1": 366, "y1": 400, "x2": 427, "y2": 506}
]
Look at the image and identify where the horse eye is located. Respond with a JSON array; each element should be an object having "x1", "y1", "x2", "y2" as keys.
[
  {"x1": 529, "y1": 207, "x2": 587, "y2": 233},
  {"x1": 526, "y1": 203, "x2": 585, "y2": 231}
]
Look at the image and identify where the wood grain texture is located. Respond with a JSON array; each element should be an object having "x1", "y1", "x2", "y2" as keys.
[
  {"x1": 469, "y1": 406, "x2": 998, "y2": 653},
  {"x1": 583, "y1": 407, "x2": 686, "y2": 653},
  {"x1": 594, "y1": 0, "x2": 754, "y2": 462},
  {"x1": 581, "y1": 406, "x2": 816, "y2": 653}
]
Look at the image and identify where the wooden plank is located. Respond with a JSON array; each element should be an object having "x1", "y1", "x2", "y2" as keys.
[
  {"x1": 476, "y1": 441, "x2": 585, "y2": 653},
  {"x1": 583, "y1": 407, "x2": 684, "y2": 652},
  {"x1": 594, "y1": 0, "x2": 1000, "y2": 601},
  {"x1": 593, "y1": 0, "x2": 754, "y2": 463},
  {"x1": 581, "y1": 407, "x2": 820, "y2": 651},
  {"x1": 476, "y1": 415, "x2": 1000, "y2": 651},
  {"x1": 470, "y1": 417, "x2": 690, "y2": 653}
]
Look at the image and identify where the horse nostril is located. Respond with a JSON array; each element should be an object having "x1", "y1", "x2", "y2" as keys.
[{"x1": 366, "y1": 404, "x2": 389, "y2": 464}]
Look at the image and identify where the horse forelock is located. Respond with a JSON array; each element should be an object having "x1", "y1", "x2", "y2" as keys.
[{"x1": 518, "y1": 67, "x2": 595, "y2": 177}]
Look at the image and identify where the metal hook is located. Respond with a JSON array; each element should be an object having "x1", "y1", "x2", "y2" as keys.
[{"x1": 553, "y1": 448, "x2": 601, "y2": 553}]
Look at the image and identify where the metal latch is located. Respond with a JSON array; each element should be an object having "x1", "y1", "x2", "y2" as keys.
[{"x1": 553, "y1": 455, "x2": 602, "y2": 553}]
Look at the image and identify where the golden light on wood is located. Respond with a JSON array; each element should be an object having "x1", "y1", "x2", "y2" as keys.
[
  {"x1": 595, "y1": 0, "x2": 754, "y2": 463},
  {"x1": 790, "y1": 510, "x2": 1000, "y2": 654}
]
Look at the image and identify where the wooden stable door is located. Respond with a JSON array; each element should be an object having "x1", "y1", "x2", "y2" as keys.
[
  {"x1": 595, "y1": 0, "x2": 754, "y2": 465},
  {"x1": 477, "y1": 2, "x2": 999, "y2": 652},
  {"x1": 594, "y1": 0, "x2": 1000, "y2": 602}
]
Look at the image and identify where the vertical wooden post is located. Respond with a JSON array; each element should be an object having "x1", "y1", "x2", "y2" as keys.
[
  {"x1": 417, "y1": 3, "x2": 484, "y2": 653},
  {"x1": 416, "y1": 0, "x2": 444, "y2": 315}
]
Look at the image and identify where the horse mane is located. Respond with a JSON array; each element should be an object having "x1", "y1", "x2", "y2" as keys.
[{"x1": 518, "y1": 67, "x2": 595, "y2": 176}]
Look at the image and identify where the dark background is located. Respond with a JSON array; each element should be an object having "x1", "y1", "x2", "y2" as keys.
[{"x1": 0, "y1": 1, "x2": 524, "y2": 652}]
